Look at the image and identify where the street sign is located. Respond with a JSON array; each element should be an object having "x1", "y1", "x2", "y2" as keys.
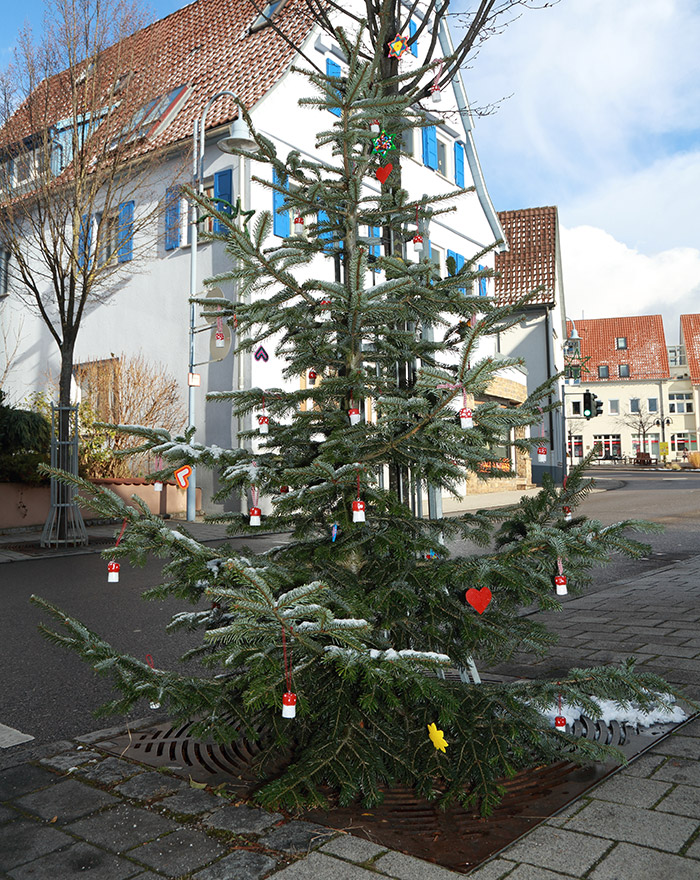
[
  {"x1": 201, "y1": 287, "x2": 228, "y2": 325},
  {"x1": 659, "y1": 441, "x2": 669, "y2": 456}
]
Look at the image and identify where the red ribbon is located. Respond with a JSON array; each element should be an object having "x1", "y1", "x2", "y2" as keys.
[{"x1": 281, "y1": 626, "x2": 293, "y2": 691}]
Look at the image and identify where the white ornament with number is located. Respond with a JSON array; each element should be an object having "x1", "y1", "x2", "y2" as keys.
[
  {"x1": 153, "y1": 481, "x2": 163, "y2": 493},
  {"x1": 459, "y1": 407, "x2": 473, "y2": 429},
  {"x1": 293, "y1": 216, "x2": 305, "y2": 237},
  {"x1": 412, "y1": 233, "x2": 424, "y2": 255},
  {"x1": 249, "y1": 507, "x2": 261, "y2": 527},
  {"x1": 352, "y1": 499, "x2": 366, "y2": 523},
  {"x1": 258, "y1": 416, "x2": 269, "y2": 435},
  {"x1": 348, "y1": 408, "x2": 361, "y2": 426},
  {"x1": 554, "y1": 574, "x2": 568, "y2": 596},
  {"x1": 107, "y1": 561, "x2": 120, "y2": 583},
  {"x1": 537, "y1": 446, "x2": 547, "y2": 463},
  {"x1": 282, "y1": 691, "x2": 297, "y2": 718}
]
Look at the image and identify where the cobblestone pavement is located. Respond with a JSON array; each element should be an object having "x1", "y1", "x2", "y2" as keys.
[{"x1": 1, "y1": 508, "x2": 699, "y2": 879}]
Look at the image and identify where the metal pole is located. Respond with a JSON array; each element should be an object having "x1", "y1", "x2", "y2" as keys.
[{"x1": 187, "y1": 119, "x2": 200, "y2": 521}]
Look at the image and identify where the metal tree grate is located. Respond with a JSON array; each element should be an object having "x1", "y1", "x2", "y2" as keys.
[{"x1": 41, "y1": 403, "x2": 87, "y2": 547}]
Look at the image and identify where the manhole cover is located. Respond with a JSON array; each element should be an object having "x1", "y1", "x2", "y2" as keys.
[{"x1": 97, "y1": 703, "x2": 683, "y2": 874}]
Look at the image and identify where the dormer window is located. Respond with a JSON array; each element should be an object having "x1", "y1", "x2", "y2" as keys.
[
  {"x1": 615, "y1": 337, "x2": 627, "y2": 349},
  {"x1": 110, "y1": 84, "x2": 189, "y2": 148},
  {"x1": 250, "y1": 0, "x2": 289, "y2": 31}
]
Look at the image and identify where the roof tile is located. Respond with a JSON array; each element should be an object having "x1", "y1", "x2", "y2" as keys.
[
  {"x1": 565, "y1": 315, "x2": 670, "y2": 381},
  {"x1": 680, "y1": 314, "x2": 700, "y2": 385},
  {"x1": 494, "y1": 207, "x2": 558, "y2": 306}
]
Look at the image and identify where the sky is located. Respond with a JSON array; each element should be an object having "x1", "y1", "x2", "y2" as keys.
[{"x1": 4, "y1": 0, "x2": 700, "y2": 341}]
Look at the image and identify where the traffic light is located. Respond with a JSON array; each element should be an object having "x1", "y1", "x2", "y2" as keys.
[
  {"x1": 594, "y1": 395, "x2": 603, "y2": 418},
  {"x1": 583, "y1": 390, "x2": 593, "y2": 420}
]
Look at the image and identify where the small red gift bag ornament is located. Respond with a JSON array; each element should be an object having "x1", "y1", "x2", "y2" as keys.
[
  {"x1": 282, "y1": 691, "x2": 297, "y2": 718},
  {"x1": 308, "y1": 370, "x2": 317, "y2": 385},
  {"x1": 411, "y1": 233, "x2": 423, "y2": 255},
  {"x1": 352, "y1": 499, "x2": 366, "y2": 523},
  {"x1": 563, "y1": 505, "x2": 572, "y2": 522},
  {"x1": 459, "y1": 407, "x2": 473, "y2": 429},
  {"x1": 280, "y1": 485, "x2": 289, "y2": 493},
  {"x1": 153, "y1": 481, "x2": 163, "y2": 492},
  {"x1": 107, "y1": 560, "x2": 120, "y2": 583},
  {"x1": 293, "y1": 215, "x2": 305, "y2": 237},
  {"x1": 249, "y1": 506, "x2": 261, "y2": 527},
  {"x1": 537, "y1": 445, "x2": 547, "y2": 463},
  {"x1": 555, "y1": 714, "x2": 567, "y2": 730},
  {"x1": 554, "y1": 574, "x2": 568, "y2": 596},
  {"x1": 258, "y1": 415, "x2": 269, "y2": 435},
  {"x1": 370, "y1": 119, "x2": 380, "y2": 134},
  {"x1": 348, "y1": 407, "x2": 361, "y2": 426}
]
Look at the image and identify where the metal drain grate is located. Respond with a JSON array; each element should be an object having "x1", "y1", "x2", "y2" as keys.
[{"x1": 96, "y1": 702, "x2": 683, "y2": 874}]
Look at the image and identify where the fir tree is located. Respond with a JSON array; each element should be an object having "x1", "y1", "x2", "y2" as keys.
[{"x1": 34, "y1": 19, "x2": 684, "y2": 814}]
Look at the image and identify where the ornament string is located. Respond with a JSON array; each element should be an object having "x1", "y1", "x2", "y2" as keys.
[
  {"x1": 437, "y1": 381, "x2": 468, "y2": 410},
  {"x1": 431, "y1": 59, "x2": 444, "y2": 94},
  {"x1": 251, "y1": 485, "x2": 259, "y2": 507},
  {"x1": 114, "y1": 518, "x2": 127, "y2": 549},
  {"x1": 145, "y1": 654, "x2": 155, "y2": 669},
  {"x1": 356, "y1": 468, "x2": 361, "y2": 500},
  {"x1": 557, "y1": 556, "x2": 564, "y2": 576},
  {"x1": 281, "y1": 625, "x2": 293, "y2": 692}
]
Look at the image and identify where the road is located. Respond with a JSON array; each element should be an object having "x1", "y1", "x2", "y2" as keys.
[{"x1": 1, "y1": 468, "x2": 699, "y2": 748}]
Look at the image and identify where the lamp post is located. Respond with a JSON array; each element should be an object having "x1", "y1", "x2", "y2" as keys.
[{"x1": 187, "y1": 94, "x2": 256, "y2": 521}]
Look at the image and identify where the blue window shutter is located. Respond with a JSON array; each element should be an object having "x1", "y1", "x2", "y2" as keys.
[
  {"x1": 272, "y1": 169, "x2": 290, "y2": 237},
  {"x1": 326, "y1": 58, "x2": 341, "y2": 117},
  {"x1": 370, "y1": 225, "x2": 381, "y2": 272},
  {"x1": 447, "y1": 249, "x2": 457, "y2": 270},
  {"x1": 318, "y1": 209, "x2": 332, "y2": 252},
  {"x1": 117, "y1": 201, "x2": 134, "y2": 263},
  {"x1": 454, "y1": 142, "x2": 465, "y2": 187},
  {"x1": 478, "y1": 263, "x2": 488, "y2": 297},
  {"x1": 213, "y1": 169, "x2": 233, "y2": 233},
  {"x1": 409, "y1": 20, "x2": 418, "y2": 56},
  {"x1": 78, "y1": 214, "x2": 91, "y2": 268},
  {"x1": 455, "y1": 252, "x2": 465, "y2": 293},
  {"x1": 164, "y1": 186, "x2": 181, "y2": 250},
  {"x1": 422, "y1": 126, "x2": 437, "y2": 169}
]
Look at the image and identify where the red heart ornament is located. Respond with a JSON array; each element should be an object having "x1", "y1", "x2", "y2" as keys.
[
  {"x1": 465, "y1": 586, "x2": 492, "y2": 614},
  {"x1": 375, "y1": 163, "x2": 393, "y2": 183}
]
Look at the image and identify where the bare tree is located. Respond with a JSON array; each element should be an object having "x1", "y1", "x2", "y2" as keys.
[
  {"x1": 617, "y1": 403, "x2": 659, "y2": 454},
  {"x1": 0, "y1": 0, "x2": 186, "y2": 536}
]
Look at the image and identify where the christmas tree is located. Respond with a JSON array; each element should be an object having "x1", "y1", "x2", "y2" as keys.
[{"x1": 35, "y1": 21, "x2": 680, "y2": 814}]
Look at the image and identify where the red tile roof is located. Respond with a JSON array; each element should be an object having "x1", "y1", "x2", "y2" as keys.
[
  {"x1": 3, "y1": 0, "x2": 315, "y2": 154},
  {"x1": 494, "y1": 207, "x2": 559, "y2": 306},
  {"x1": 680, "y1": 314, "x2": 700, "y2": 385},
  {"x1": 565, "y1": 316, "x2": 669, "y2": 381}
]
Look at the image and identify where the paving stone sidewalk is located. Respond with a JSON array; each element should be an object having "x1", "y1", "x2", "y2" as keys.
[{"x1": 2, "y1": 526, "x2": 699, "y2": 879}]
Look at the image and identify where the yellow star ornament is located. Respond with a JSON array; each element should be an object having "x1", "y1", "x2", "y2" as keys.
[{"x1": 427, "y1": 722, "x2": 448, "y2": 753}]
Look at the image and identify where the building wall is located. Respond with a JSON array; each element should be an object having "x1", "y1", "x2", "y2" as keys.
[
  {"x1": 0, "y1": 15, "x2": 518, "y2": 513},
  {"x1": 564, "y1": 377, "x2": 698, "y2": 461}
]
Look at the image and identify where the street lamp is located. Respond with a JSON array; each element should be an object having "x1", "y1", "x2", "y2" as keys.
[{"x1": 187, "y1": 93, "x2": 255, "y2": 521}]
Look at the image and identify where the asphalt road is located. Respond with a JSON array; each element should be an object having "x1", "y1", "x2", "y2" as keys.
[{"x1": 2, "y1": 468, "x2": 699, "y2": 747}]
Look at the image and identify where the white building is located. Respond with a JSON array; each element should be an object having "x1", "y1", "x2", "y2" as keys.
[
  {"x1": 1, "y1": 0, "x2": 529, "y2": 513},
  {"x1": 563, "y1": 315, "x2": 699, "y2": 463}
]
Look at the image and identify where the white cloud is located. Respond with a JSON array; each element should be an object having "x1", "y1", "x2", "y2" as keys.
[{"x1": 560, "y1": 225, "x2": 700, "y2": 339}]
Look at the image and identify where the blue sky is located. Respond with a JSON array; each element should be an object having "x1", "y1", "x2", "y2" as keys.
[{"x1": 5, "y1": 0, "x2": 700, "y2": 336}]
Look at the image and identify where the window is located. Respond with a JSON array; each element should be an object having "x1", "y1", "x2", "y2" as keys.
[
  {"x1": 112, "y1": 84, "x2": 188, "y2": 146},
  {"x1": 668, "y1": 345, "x2": 687, "y2": 367},
  {"x1": 618, "y1": 364, "x2": 630, "y2": 378},
  {"x1": 615, "y1": 337, "x2": 627, "y2": 349},
  {"x1": 165, "y1": 186, "x2": 181, "y2": 250},
  {"x1": 97, "y1": 201, "x2": 134, "y2": 265},
  {"x1": 565, "y1": 364, "x2": 581, "y2": 383},
  {"x1": 402, "y1": 128, "x2": 413, "y2": 157},
  {"x1": 632, "y1": 433, "x2": 659, "y2": 454},
  {"x1": 630, "y1": 398, "x2": 640, "y2": 413},
  {"x1": 571, "y1": 401, "x2": 581, "y2": 415},
  {"x1": 609, "y1": 399, "x2": 619, "y2": 415},
  {"x1": 436, "y1": 138, "x2": 448, "y2": 176},
  {"x1": 454, "y1": 142, "x2": 465, "y2": 187},
  {"x1": 422, "y1": 126, "x2": 438, "y2": 170},
  {"x1": 326, "y1": 58, "x2": 342, "y2": 117},
  {"x1": 568, "y1": 434, "x2": 583, "y2": 459},
  {"x1": 250, "y1": 0, "x2": 288, "y2": 31},
  {"x1": 669, "y1": 393, "x2": 693, "y2": 413},
  {"x1": 598, "y1": 365, "x2": 609, "y2": 379},
  {"x1": 671, "y1": 433, "x2": 698, "y2": 452},
  {"x1": 0, "y1": 249, "x2": 9, "y2": 296},
  {"x1": 648, "y1": 397, "x2": 658, "y2": 413},
  {"x1": 593, "y1": 434, "x2": 621, "y2": 458},
  {"x1": 430, "y1": 243, "x2": 444, "y2": 275},
  {"x1": 272, "y1": 169, "x2": 290, "y2": 237}
]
